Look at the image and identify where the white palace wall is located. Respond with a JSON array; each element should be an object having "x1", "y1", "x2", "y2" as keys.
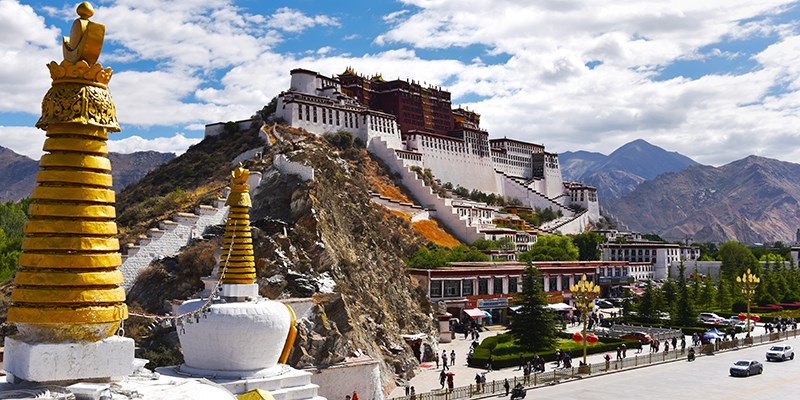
[{"x1": 370, "y1": 138, "x2": 484, "y2": 244}]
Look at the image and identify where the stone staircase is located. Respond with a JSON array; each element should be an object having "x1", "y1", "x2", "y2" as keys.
[
  {"x1": 119, "y1": 189, "x2": 230, "y2": 290},
  {"x1": 368, "y1": 137, "x2": 486, "y2": 244}
]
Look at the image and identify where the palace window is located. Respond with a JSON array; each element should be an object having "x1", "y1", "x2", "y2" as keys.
[
  {"x1": 336, "y1": 111, "x2": 340, "y2": 126},
  {"x1": 493, "y1": 277, "x2": 503, "y2": 294},
  {"x1": 548, "y1": 276, "x2": 558, "y2": 291},
  {"x1": 462, "y1": 279, "x2": 474, "y2": 296},
  {"x1": 298, "y1": 105, "x2": 303, "y2": 120},
  {"x1": 313, "y1": 107, "x2": 317, "y2": 123},
  {"x1": 478, "y1": 278, "x2": 489, "y2": 295},
  {"x1": 444, "y1": 280, "x2": 461, "y2": 297},
  {"x1": 305, "y1": 105, "x2": 310, "y2": 121},
  {"x1": 561, "y1": 275, "x2": 571, "y2": 291},
  {"x1": 430, "y1": 280, "x2": 443, "y2": 298},
  {"x1": 322, "y1": 109, "x2": 326, "y2": 125},
  {"x1": 509, "y1": 277, "x2": 518, "y2": 293}
]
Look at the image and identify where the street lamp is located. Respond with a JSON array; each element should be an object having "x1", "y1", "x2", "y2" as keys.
[
  {"x1": 736, "y1": 269, "x2": 760, "y2": 337},
  {"x1": 571, "y1": 274, "x2": 601, "y2": 369}
]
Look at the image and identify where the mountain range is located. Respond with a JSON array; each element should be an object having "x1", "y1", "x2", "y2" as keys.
[
  {"x1": 0, "y1": 146, "x2": 175, "y2": 202},
  {"x1": 605, "y1": 155, "x2": 800, "y2": 244},
  {"x1": 560, "y1": 139, "x2": 699, "y2": 200}
]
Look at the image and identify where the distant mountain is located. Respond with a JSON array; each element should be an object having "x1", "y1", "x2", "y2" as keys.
[
  {"x1": 560, "y1": 139, "x2": 699, "y2": 199},
  {"x1": 0, "y1": 146, "x2": 175, "y2": 202},
  {"x1": 0, "y1": 147, "x2": 38, "y2": 203},
  {"x1": 606, "y1": 155, "x2": 800, "y2": 244}
]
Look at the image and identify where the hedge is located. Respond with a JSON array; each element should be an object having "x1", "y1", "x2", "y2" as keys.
[{"x1": 468, "y1": 333, "x2": 637, "y2": 369}]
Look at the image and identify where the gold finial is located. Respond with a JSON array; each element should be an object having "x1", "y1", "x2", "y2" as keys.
[
  {"x1": 232, "y1": 162, "x2": 249, "y2": 185},
  {"x1": 63, "y1": 2, "x2": 105, "y2": 65},
  {"x1": 76, "y1": 2, "x2": 94, "y2": 19}
]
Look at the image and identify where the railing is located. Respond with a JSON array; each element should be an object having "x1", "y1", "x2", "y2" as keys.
[{"x1": 392, "y1": 328, "x2": 799, "y2": 400}]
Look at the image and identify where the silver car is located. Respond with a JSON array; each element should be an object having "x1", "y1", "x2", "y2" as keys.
[
  {"x1": 765, "y1": 345, "x2": 794, "y2": 362},
  {"x1": 730, "y1": 360, "x2": 763, "y2": 377}
]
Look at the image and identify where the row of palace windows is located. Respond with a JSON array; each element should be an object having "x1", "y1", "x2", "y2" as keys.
[{"x1": 429, "y1": 277, "x2": 521, "y2": 298}]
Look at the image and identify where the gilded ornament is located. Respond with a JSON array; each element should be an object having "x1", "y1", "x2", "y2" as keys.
[{"x1": 7, "y1": 2, "x2": 128, "y2": 342}]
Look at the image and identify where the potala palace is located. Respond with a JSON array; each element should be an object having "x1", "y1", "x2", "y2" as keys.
[{"x1": 270, "y1": 68, "x2": 600, "y2": 239}]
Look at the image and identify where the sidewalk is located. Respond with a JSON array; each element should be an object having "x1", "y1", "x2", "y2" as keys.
[{"x1": 388, "y1": 323, "x2": 636, "y2": 397}]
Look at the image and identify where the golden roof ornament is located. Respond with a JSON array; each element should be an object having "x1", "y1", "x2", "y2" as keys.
[{"x1": 7, "y1": 2, "x2": 127, "y2": 343}]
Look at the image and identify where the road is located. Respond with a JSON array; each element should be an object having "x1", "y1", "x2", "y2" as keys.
[{"x1": 532, "y1": 338, "x2": 800, "y2": 400}]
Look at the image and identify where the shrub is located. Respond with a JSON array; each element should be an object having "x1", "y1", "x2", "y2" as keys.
[
  {"x1": 324, "y1": 130, "x2": 354, "y2": 149},
  {"x1": 468, "y1": 333, "x2": 635, "y2": 368}
]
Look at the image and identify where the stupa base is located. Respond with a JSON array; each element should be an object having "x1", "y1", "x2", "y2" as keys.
[
  {"x1": 3, "y1": 335, "x2": 134, "y2": 383},
  {"x1": 158, "y1": 364, "x2": 326, "y2": 399}
]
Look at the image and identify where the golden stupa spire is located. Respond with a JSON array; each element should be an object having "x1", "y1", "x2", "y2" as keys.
[
  {"x1": 7, "y1": 2, "x2": 126, "y2": 342},
  {"x1": 218, "y1": 163, "x2": 256, "y2": 284}
]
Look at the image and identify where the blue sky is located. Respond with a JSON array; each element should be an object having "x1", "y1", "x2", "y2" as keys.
[{"x1": 2, "y1": 0, "x2": 800, "y2": 166}]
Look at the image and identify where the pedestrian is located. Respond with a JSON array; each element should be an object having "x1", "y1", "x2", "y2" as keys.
[
  {"x1": 504, "y1": 378, "x2": 510, "y2": 396},
  {"x1": 442, "y1": 351, "x2": 448, "y2": 371},
  {"x1": 616, "y1": 345, "x2": 622, "y2": 360},
  {"x1": 439, "y1": 370, "x2": 446, "y2": 389},
  {"x1": 434, "y1": 352, "x2": 439, "y2": 369},
  {"x1": 352, "y1": 391, "x2": 359, "y2": 400},
  {"x1": 681, "y1": 336, "x2": 686, "y2": 350},
  {"x1": 637, "y1": 339, "x2": 643, "y2": 353},
  {"x1": 518, "y1": 354, "x2": 524, "y2": 370},
  {"x1": 665, "y1": 341, "x2": 670, "y2": 352},
  {"x1": 405, "y1": 383, "x2": 410, "y2": 396},
  {"x1": 555, "y1": 349, "x2": 562, "y2": 367},
  {"x1": 621, "y1": 343, "x2": 627, "y2": 358},
  {"x1": 475, "y1": 373, "x2": 482, "y2": 392},
  {"x1": 451, "y1": 350, "x2": 456, "y2": 366},
  {"x1": 672, "y1": 336, "x2": 677, "y2": 350},
  {"x1": 487, "y1": 355, "x2": 493, "y2": 372},
  {"x1": 480, "y1": 373, "x2": 486, "y2": 388},
  {"x1": 410, "y1": 387, "x2": 416, "y2": 400},
  {"x1": 447, "y1": 374, "x2": 454, "y2": 391},
  {"x1": 604, "y1": 353, "x2": 611, "y2": 371}
]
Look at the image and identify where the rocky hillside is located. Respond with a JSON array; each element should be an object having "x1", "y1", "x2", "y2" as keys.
[
  {"x1": 606, "y1": 155, "x2": 800, "y2": 244},
  {"x1": 123, "y1": 124, "x2": 437, "y2": 392},
  {"x1": 560, "y1": 139, "x2": 699, "y2": 200},
  {"x1": 0, "y1": 146, "x2": 175, "y2": 202}
]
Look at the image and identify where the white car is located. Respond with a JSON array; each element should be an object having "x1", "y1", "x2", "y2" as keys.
[
  {"x1": 698, "y1": 312, "x2": 725, "y2": 324},
  {"x1": 734, "y1": 321, "x2": 755, "y2": 332},
  {"x1": 765, "y1": 345, "x2": 794, "y2": 362}
]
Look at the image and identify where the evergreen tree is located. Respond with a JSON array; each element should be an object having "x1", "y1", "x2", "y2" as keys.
[
  {"x1": 699, "y1": 276, "x2": 716, "y2": 310},
  {"x1": 637, "y1": 280, "x2": 661, "y2": 323},
  {"x1": 785, "y1": 257, "x2": 800, "y2": 302},
  {"x1": 719, "y1": 241, "x2": 759, "y2": 280},
  {"x1": 660, "y1": 279, "x2": 677, "y2": 318},
  {"x1": 716, "y1": 277, "x2": 733, "y2": 312},
  {"x1": 690, "y1": 266, "x2": 703, "y2": 305},
  {"x1": 675, "y1": 262, "x2": 696, "y2": 326},
  {"x1": 572, "y1": 232, "x2": 604, "y2": 261},
  {"x1": 509, "y1": 265, "x2": 559, "y2": 351}
]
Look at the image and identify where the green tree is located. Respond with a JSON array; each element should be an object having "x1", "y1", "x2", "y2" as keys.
[
  {"x1": 519, "y1": 235, "x2": 579, "y2": 262},
  {"x1": 719, "y1": 241, "x2": 759, "y2": 280},
  {"x1": 716, "y1": 277, "x2": 733, "y2": 311},
  {"x1": 637, "y1": 280, "x2": 661, "y2": 323},
  {"x1": 405, "y1": 247, "x2": 449, "y2": 269},
  {"x1": 508, "y1": 265, "x2": 558, "y2": 351},
  {"x1": 699, "y1": 276, "x2": 716, "y2": 310},
  {"x1": 675, "y1": 262, "x2": 696, "y2": 327},
  {"x1": 660, "y1": 279, "x2": 677, "y2": 318},
  {"x1": 572, "y1": 232, "x2": 605, "y2": 261}
]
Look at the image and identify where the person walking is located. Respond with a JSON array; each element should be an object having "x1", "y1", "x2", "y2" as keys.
[
  {"x1": 681, "y1": 336, "x2": 686, "y2": 350},
  {"x1": 637, "y1": 339, "x2": 643, "y2": 353},
  {"x1": 434, "y1": 352, "x2": 439, "y2": 369},
  {"x1": 451, "y1": 350, "x2": 456, "y2": 367},
  {"x1": 352, "y1": 391, "x2": 359, "y2": 400},
  {"x1": 487, "y1": 354, "x2": 493, "y2": 372},
  {"x1": 621, "y1": 343, "x2": 627, "y2": 358},
  {"x1": 442, "y1": 351, "x2": 448, "y2": 371},
  {"x1": 504, "y1": 378, "x2": 510, "y2": 396},
  {"x1": 447, "y1": 374, "x2": 454, "y2": 392},
  {"x1": 439, "y1": 370, "x2": 446, "y2": 389},
  {"x1": 616, "y1": 345, "x2": 622, "y2": 360}
]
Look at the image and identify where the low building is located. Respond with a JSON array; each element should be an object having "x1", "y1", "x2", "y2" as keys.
[
  {"x1": 407, "y1": 261, "x2": 634, "y2": 326},
  {"x1": 602, "y1": 242, "x2": 700, "y2": 280}
]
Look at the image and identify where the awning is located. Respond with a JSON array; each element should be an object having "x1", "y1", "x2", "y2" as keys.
[
  {"x1": 546, "y1": 302, "x2": 576, "y2": 312},
  {"x1": 509, "y1": 305, "x2": 522, "y2": 312},
  {"x1": 483, "y1": 310, "x2": 492, "y2": 318},
  {"x1": 464, "y1": 308, "x2": 485, "y2": 319}
]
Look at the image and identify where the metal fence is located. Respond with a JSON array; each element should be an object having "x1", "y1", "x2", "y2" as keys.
[{"x1": 392, "y1": 328, "x2": 799, "y2": 400}]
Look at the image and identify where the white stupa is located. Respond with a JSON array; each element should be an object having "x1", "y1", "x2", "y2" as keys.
[{"x1": 157, "y1": 164, "x2": 325, "y2": 399}]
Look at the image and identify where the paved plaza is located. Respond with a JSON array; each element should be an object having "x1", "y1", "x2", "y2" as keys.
[{"x1": 388, "y1": 323, "x2": 777, "y2": 398}]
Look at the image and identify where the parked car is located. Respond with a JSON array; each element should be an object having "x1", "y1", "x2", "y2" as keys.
[
  {"x1": 726, "y1": 316, "x2": 742, "y2": 325},
  {"x1": 765, "y1": 345, "x2": 794, "y2": 362},
  {"x1": 698, "y1": 312, "x2": 725, "y2": 324},
  {"x1": 594, "y1": 299, "x2": 615, "y2": 309},
  {"x1": 730, "y1": 360, "x2": 763, "y2": 377},
  {"x1": 620, "y1": 331, "x2": 652, "y2": 344},
  {"x1": 734, "y1": 321, "x2": 755, "y2": 332}
]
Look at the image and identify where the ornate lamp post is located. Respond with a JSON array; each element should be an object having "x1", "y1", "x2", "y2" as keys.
[
  {"x1": 736, "y1": 269, "x2": 760, "y2": 338},
  {"x1": 571, "y1": 274, "x2": 600, "y2": 371}
]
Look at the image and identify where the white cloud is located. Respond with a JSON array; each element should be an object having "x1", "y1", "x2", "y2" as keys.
[
  {"x1": 0, "y1": 125, "x2": 47, "y2": 159},
  {"x1": 267, "y1": 7, "x2": 340, "y2": 33},
  {"x1": 108, "y1": 133, "x2": 201, "y2": 155}
]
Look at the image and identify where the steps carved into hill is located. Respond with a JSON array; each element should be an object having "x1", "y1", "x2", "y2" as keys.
[{"x1": 119, "y1": 189, "x2": 231, "y2": 291}]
